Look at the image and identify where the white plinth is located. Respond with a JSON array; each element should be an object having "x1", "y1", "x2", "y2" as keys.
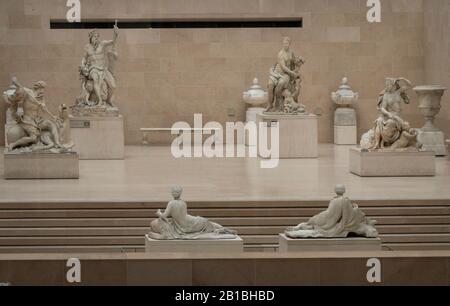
[
  {"x1": 279, "y1": 234, "x2": 382, "y2": 252},
  {"x1": 4, "y1": 151, "x2": 79, "y2": 179},
  {"x1": 245, "y1": 107, "x2": 265, "y2": 146},
  {"x1": 418, "y1": 130, "x2": 448, "y2": 156},
  {"x1": 145, "y1": 234, "x2": 244, "y2": 253},
  {"x1": 257, "y1": 113, "x2": 318, "y2": 158},
  {"x1": 349, "y1": 148, "x2": 435, "y2": 177},
  {"x1": 334, "y1": 125, "x2": 357, "y2": 145},
  {"x1": 70, "y1": 115, "x2": 124, "y2": 160}
]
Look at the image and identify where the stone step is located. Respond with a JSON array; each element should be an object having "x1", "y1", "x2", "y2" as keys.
[
  {"x1": 1, "y1": 215, "x2": 450, "y2": 228},
  {"x1": 0, "y1": 224, "x2": 450, "y2": 237},
  {"x1": 0, "y1": 233, "x2": 449, "y2": 247},
  {"x1": 1, "y1": 207, "x2": 450, "y2": 218},
  {"x1": 1, "y1": 199, "x2": 449, "y2": 209}
]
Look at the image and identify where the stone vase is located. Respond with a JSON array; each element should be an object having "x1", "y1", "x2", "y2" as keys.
[{"x1": 414, "y1": 85, "x2": 448, "y2": 156}]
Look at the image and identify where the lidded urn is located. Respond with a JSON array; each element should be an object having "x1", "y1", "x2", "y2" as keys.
[
  {"x1": 331, "y1": 77, "x2": 359, "y2": 107},
  {"x1": 243, "y1": 78, "x2": 268, "y2": 107}
]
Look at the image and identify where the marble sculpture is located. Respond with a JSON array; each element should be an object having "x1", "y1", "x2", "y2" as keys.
[
  {"x1": 149, "y1": 186, "x2": 238, "y2": 240},
  {"x1": 360, "y1": 77, "x2": 422, "y2": 151},
  {"x1": 72, "y1": 21, "x2": 120, "y2": 117},
  {"x1": 285, "y1": 185, "x2": 378, "y2": 239},
  {"x1": 3, "y1": 77, "x2": 74, "y2": 153},
  {"x1": 265, "y1": 37, "x2": 307, "y2": 115}
]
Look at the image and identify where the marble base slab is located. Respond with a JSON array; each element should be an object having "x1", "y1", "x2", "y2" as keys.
[
  {"x1": 257, "y1": 113, "x2": 318, "y2": 158},
  {"x1": 349, "y1": 147, "x2": 435, "y2": 177},
  {"x1": 334, "y1": 125, "x2": 357, "y2": 145},
  {"x1": 70, "y1": 115, "x2": 124, "y2": 160},
  {"x1": 279, "y1": 234, "x2": 382, "y2": 252},
  {"x1": 4, "y1": 151, "x2": 79, "y2": 179},
  {"x1": 418, "y1": 130, "x2": 448, "y2": 156},
  {"x1": 145, "y1": 234, "x2": 244, "y2": 253}
]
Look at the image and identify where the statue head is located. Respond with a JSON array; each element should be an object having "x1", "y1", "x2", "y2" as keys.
[
  {"x1": 33, "y1": 81, "x2": 47, "y2": 99},
  {"x1": 385, "y1": 78, "x2": 398, "y2": 93},
  {"x1": 335, "y1": 184, "x2": 346, "y2": 196},
  {"x1": 88, "y1": 30, "x2": 100, "y2": 47},
  {"x1": 171, "y1": 185, "x2": 183, "y2": 200},
  {"x1": 282, "y1": 36, "x2": 291, "y2": 51}
]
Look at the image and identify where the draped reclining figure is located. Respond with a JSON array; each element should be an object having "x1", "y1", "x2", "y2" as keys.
[
  {"x1": 149, "y1": 186, "x2": 238, "y2": 240},
  {"x1": 360, "y1": 77, "x2": 422, "y2": 151},
  {"x1": 285, "y1": 185, "x2": 378, "y2": 239},
  {"x1": 3, "y1": 77, "x2": 74, "y2": 153}
]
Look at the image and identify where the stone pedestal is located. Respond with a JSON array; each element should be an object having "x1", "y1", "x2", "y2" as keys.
[
  {"x1": 256, "y1": 113, "x2": 318, "y2": 158},
  {"x1": 245, "y1": 107, "x2": 265, "y2": 146},
  {"x1": 4, "y1": 151, "x2": 79, "y2": 179},
  {"x1": 145, "y1": 235, "x2": 244, "y2": 253},
  {"x1": 279, "y1": 234, "x2": 381, "y2": 252},
  {"x1": 70, "y1": 115, "x2": 124, "y2": 160},
  {"x1": 246, "y1": 107, "x2": 265, "y2": 123},
  {"x1": 334, "y1": 108, "x2": 357, "y2": 145},
  {"x1": 349, "y1": 148, "x2": 435, "y2": 177},
  {"x1": 418, "y1": 130, "x2": 448, "y2": 156}
]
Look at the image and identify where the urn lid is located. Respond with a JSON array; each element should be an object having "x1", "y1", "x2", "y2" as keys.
[
  {"x1": 244, "y1": 78, "x2": 266, "y2": 98},
  {"x1": 331, "y1": 77, "x2": 359, "y2": 106},
  {"x1": 334, "y1": 77, "x2": 357, "y2": 97}
]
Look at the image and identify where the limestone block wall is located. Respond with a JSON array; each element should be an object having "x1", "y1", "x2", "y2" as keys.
[
  {"x1": 0, "y1": 0, "x2": 426, "y2": 145},
  {"x1": 424, "y1": 0, "x2": 450, "y2": 138}
]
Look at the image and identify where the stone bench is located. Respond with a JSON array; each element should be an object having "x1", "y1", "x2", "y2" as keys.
[{"x1": 140, "y1": 128, "x2": 221, "y2": 145}]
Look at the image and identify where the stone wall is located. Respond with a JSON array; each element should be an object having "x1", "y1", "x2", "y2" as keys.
[
  {"x1": 424, "y1": 0, "x2": 450, "y2": 138},
  {"x1": 0, "y1": 0, "x2": 426, "y2": 145}
]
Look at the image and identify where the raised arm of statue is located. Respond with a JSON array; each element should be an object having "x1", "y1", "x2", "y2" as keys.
[{"x1": 103, "y1": 21, "x2": 119, "y2": 47}]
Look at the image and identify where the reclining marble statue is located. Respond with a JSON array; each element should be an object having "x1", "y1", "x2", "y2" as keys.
[
  {"x1": 3, "y1": 77, "x2": 74, "y2": 153},
  {"x1": 265, "y1": 37, "x2": 307, "y2": 115},
  {"x1": 149, "y1": 186, "x2": 238, "y2": 240},
  {"x1": 360, "y1": 77, "x2": 422, "y2": 151},
  {"x1": 285, "y1": 185, "x2": 378, "y2": 239},
  {"x1": 71, "y1": 21, "x2": 120, "y2": 117}
]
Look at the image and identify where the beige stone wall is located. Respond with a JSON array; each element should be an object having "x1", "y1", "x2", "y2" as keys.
[
  {"x1": 424, "y1": 0, "x2": 450, "y2": 138},
  {"x1": 0, "y1": 0, "x2": 426, "y2": 145}
]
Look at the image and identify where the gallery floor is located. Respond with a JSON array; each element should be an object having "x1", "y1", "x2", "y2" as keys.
[
  {"x1": 1, "y1": 144, "x2": 450, "y2": 203},
  {"x1": 1, "y1": 144, "x2": 450, "y2": 254}
]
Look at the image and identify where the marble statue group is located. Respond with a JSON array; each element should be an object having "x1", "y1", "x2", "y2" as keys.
[
  {"x1": 3, "y1": 26, "x2": 447, "y2": 251},
  {"x1": 265, "y1": 37, "x2": 307, "y2": 115},
  {"x1": 3, "y1": 77, "x2": 73, "y2": 153},
  {"x1": 360, "y1": 77, "x2": 422, "y2": 151},
  {"x1": 72, "y1": 21, "x2": 120, "y2": 117}
]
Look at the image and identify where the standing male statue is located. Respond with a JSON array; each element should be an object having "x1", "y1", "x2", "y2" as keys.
[{"x1": 75, "y1": 21, "x2": 119, "y2": 109}]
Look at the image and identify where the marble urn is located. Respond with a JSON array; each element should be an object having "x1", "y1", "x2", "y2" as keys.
[
  {"x1": 243, "y1": 78, "x2": 269, "y2": 108},
  {"x1": 331, "y1": 77, "x2": 359, "y2": 145},
  {"x1": 414, "y1": 85, "x2": 448, "y2": 156}
]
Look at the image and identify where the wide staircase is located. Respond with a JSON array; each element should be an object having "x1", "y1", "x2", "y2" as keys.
[{"x1": 0, "y1": 199, "x2": 450, "y2": 253}]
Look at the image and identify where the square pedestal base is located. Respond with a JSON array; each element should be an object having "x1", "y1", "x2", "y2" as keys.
[
  {"x1": 145, "y1": 234, "x2": 244, "y2": 253},
  {"x1": 256, "y1": 113, "x2": 318, "y2": 158},
  {"x1": 349, "y1": 148, "x2": 435, "y2": 177},
  {"x1": 70, "y1": 115, "x2": 124, "y2": 160},
  {"x1": 279, "y1": 234, "x2": 382, "y2": 252},
  {"x1": 334, "y1": 125, "x2": 357, "y2": 145},
  {"x1": 418, "y1": 130, "x2": 448, "y2": 156},
  {"x1": 4, "y1": 151, "x2": 79, "y2": 179}
]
